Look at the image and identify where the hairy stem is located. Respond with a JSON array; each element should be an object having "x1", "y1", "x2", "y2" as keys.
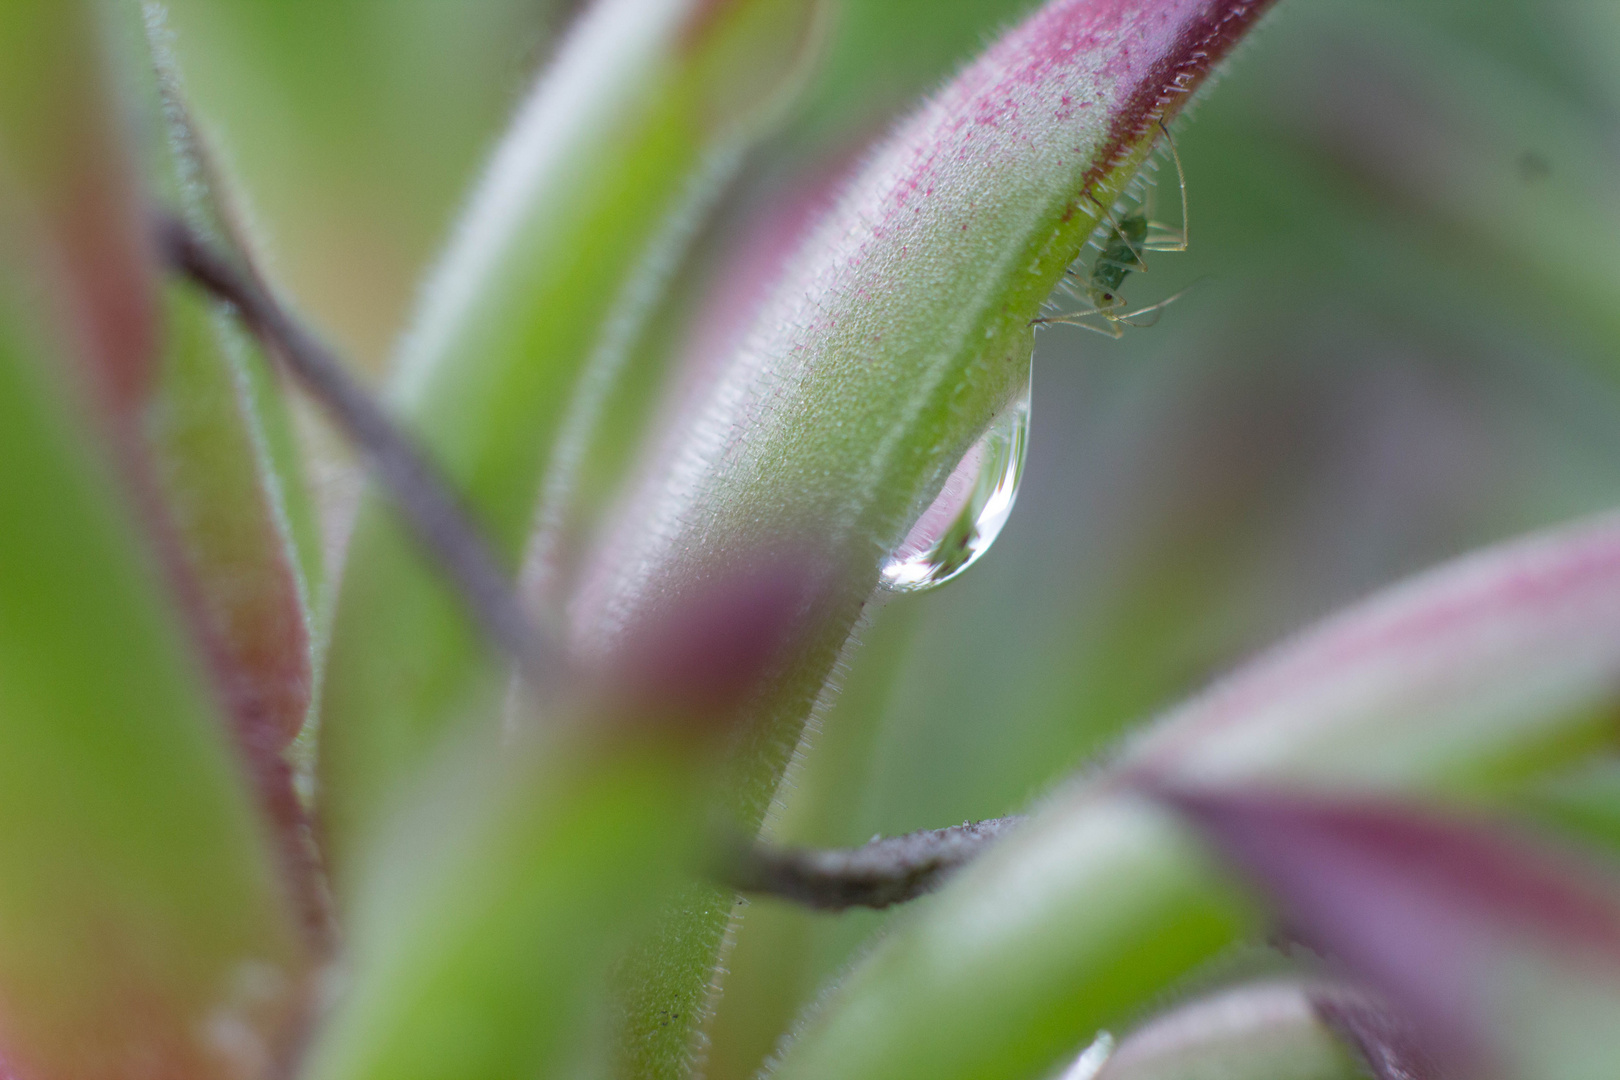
[
  {"x1": 722, "y1": 816, "x2": 1026, "y2": 911},
  {"x1": 156, "y1": 215, "x2": 562, "y2": 693}
]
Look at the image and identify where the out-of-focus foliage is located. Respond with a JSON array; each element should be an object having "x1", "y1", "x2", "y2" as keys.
[
  {"x1": 702, "y1": 0, "x2": 1620, "y2": 1073},
  {"x1": 151, "y1": 0, "x2": 571, "y2": 366},
  {"x1": 764, "y1": 506, "x2": 1620, "y2": 1080},
  {"x1": 139, "y1": 0, "x2": 1620, "y2": 1074},
  {"x1": 5, "y1": 0, "x2": 1620, "y2": 1077},
  {"x1": 313, "y1": 0, "x2": 829, "y2": 902}
]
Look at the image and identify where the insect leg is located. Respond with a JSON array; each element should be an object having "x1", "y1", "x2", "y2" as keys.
[
  {"x1": 1113, "y1": 280, "x2": 1199, "y2": 325},
  {"x1": 1143, "y1": 120, "x2": 1189, "y2": 253},
  {"x1": 1033, "y1": 310, "x2": 1127, "y2": 338}
]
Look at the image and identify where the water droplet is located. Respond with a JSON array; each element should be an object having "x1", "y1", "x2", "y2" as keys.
[{"x1": 880, "y1": 379, "x2": 1030, "y2": 593}]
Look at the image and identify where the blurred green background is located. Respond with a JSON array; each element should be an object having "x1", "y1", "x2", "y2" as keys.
[{"x1": 154, "y1": 0, "x2": 1620, "y2": 1075}]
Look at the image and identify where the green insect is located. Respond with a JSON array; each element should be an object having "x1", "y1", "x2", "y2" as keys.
[{"x1": 1038, "y1": 122, "x2": 1192, "y2": 337}]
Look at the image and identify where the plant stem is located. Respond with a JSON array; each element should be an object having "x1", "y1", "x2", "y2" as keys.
[
  {"x1": 723, "y1": 816, "x2": 1026, "y2": 911},
  {"x1": 156, "y1": 214, "x2": 563, "y2": 695}
]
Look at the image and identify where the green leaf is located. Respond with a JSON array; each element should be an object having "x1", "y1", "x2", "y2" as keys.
[
  {"x1": 144, "y1": 289, "x2": 315, "y2": 727},
  {"x1": 306, "y1": 554, "x2": 819, "y2": 1080},
  {"x1": 566, "y1": 0, "x2": 1282, "y2": 1069},
  {"x1": 149, "y1": 0, "x2": 574, "y2": 363},
  {"x1": 132, "y1": 8, "x2": 329, "y2": 619},
  {"x1": 775, "y1": 794, "x2": 1253, "y2": 1080},
  {"x1": 301, "y1": 731, "x2": 706, "y2": 1080},
  {"x1": 87, "y1": 3, "x2": 332, "y2": 940},
  {"x1": 145, "y1": 283, "x2": 327, "y2": 932},
  {"x1": 0, "y1": 267, "x2": 309, "y2": 1080},
  {"x1": 575, "y1": 0, "x2": 1285, "y2": 845},
  {"x1": 0, "y1": 10, "x2": 311, "y2": 1076},
  {"x1": 316, "y1": 0, "x2": 827, "y2": 889},
  {"x1": 703, "y1": 603, "x2": 924, "y2": 1080},
  {"x1": 0, "y1": 0, "x2": 156, "y2": 408}
]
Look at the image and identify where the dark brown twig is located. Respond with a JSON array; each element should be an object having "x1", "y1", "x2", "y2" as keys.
[
  {"x1": 722, "y1": 815, "x2": 1026, "y2": 911},
  {"x1": 156, "y1": 213, "x2": 562, "y2": 691}
]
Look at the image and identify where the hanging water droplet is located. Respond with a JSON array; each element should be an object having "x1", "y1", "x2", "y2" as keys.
[{"x1": 881, "y1": 378, "x2": 1030, "y2": 593}]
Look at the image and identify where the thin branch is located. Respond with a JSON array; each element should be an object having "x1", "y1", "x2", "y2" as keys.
[
  {"x1": 155, "y1": 213, "x2": 563, "y2": 692},
  {"x1": 722, "y1": 815, "x2": 1026, "y2": 911}
]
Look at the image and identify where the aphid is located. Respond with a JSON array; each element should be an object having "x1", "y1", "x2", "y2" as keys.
[{"x1": 1038, "y1": 122, "x2": 1192, "y2": 338}]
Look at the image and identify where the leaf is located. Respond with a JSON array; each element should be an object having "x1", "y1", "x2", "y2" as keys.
[
  {"x1": 102, "y1": 5, "x2": 330, "y2": 945},
  {"x1": 145, "y1": 283, "x2": 326, "y2": 939},
  {"x1": 1086, "y1": 980, "x2": 1376, "y2": 1080},
  {"x1": 770, "y1": 793, "x2": 1253, "y2": 1080},
  {"x1": 136, "y1": 8, "x2": 329, "y2": 615},
  {"x1": 1123, "y1": 508, "x2": 1620, "y2": 791},
  {"x1": 1156, "y1": 787, "x2": 1620, "y2": 1080},
  {"x1": 316, "y1": 0, "x2": 828, "y2": 891},
  {"x1": 303, "y1": 553, "x2": 823, "y2": 1080},
  {"x1": 0, "y1": 9, "x2": 313, "y2": 1077},
  {"x1": 300, "y1": 733, "x2": 708, "y2": 1080},
  {"x1": 704, "y1": 602, "x2": 925, "y2": 1080},
  {"x1": 573, "y1": 0, "x2": 1286, "y2": 801},
  {"x1": 0, "y1": 250, "x2": 310, "y2": 1080},
  {"x1": 0, "y1": 0, "x2": 156, "y2": 410},
  {"x1": 769, "y1": 507, "x2": 1620, "y2": 1080},
  {"x1": 566, "y1": 0, "x2": 1280, "y2": 1070},
  {"x1": 149, "y1": 0, "x2": 575, "y2": 363}
]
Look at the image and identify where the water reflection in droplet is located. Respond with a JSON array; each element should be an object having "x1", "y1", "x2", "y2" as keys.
[{"x1": 880, "y1": 377, "x2": 1030, "y2": 593}]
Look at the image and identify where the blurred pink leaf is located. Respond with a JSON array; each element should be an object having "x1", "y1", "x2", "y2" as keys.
[
  {"x1": 0, "y1": 2, "x2": 156, "y2": 412},
  {"x1": 1125, "y1": 509, "x2": 1620, "y2": 791},
  {"x1": 772, "y1": 502, "x2": 1620, "y2": 1080},
  {"x1": 0, "y1": 219, "x2": 311, "y2": 1080},
  {"x1": 1311, "y1": 984, "x2": 1446, "y2": 1080},
  {"x1": 143, "y1": 285, "x2": 323, "y2": 942},
  {"x1": 1156, "y1": 785, "x2": 1620, "y2": 1080}
]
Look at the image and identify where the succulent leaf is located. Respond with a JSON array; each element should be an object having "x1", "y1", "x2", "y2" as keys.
[
  {"x1": 316, "y1": 0, "x2": 828, "y2": 891},
  {"x1": 771, "y1": 510, "x2": 1620, "y2": 1080},
  {"x1": 571, "y1": 0, "x2": 1281, "y2": 1069}
]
